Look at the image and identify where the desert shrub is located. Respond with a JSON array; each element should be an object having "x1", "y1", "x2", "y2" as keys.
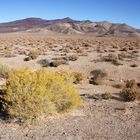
[
  {"x1": 118, "y1": 53, "x2": 125, "y2": 60},
  {"x1": 128, "y1": 47, "x2": 134, "y2": 50},
  {"x1": 103, "y1": 53, "x2": 118, "y2": 62},
  {"x1": 72, "y1": 72, "x2": 84, "y2": 84},
  {"x1": 63, "y1": 47, "x2": 70, "y2": 53},
  {"x1": 130, "y1": 64, "x2": 138, "y2": 68},
  {"x1": 137, "y1": 82, "x2": 140, "y2": 88},
  {"x1": 104, "y1": 49, "x2": 108, "y2": 52},
  {"x1": 96, "y1": 47, "x2": 101, "y2": 53},
  {"x1": 89, "y1": 69, "x2": 107, "y2": 85},
  {"x1": 68, "y1": 54, "x2": 79, "y2": 61},
  {"x1": 28, "y1": 50, "x2": 39, "y2": 60},
  {"x1": 24, "y1": 50, "x2": 40, "y2": 61},
  {"x1": 120, "y1": 79, "x2": 139, "y2": 101},
  {"x1": 132, "y1": 50, "x2": 139, "y2": 54},
  {"x1": 120, "y1": 88, "x2": 137, "y2": 102},
  {"x1": 50, "y1": 57, "x2": 68, "y2": 67},
  {"x1": 49, "y1": 60, "x2": 63, "y2": 67},
  {"x1": 113, "y1": 83, "x2": 124, "y2": 89},
  {"x1": 1, "y1": 68, "x2": 81, "y2": 122},
  {"x1": 38, "y1": 59, "x2": 50, "y2": 67},
  {"x1": 108, "y1": 49, "x2": 115, "y2": 52},
  {"x1": 56, "y1": 70, "x2": 79, "y2": 85},
  {"x1": 112, "y1": 59, "x2": 123, "y2": 66},
  {"x1": 24, "y1": 56, "x2": 32, "y2": 61},
  {"x1": 52, "y1": 57, "x2": 69, "y2": 61},
  {"x1": 125, "y1": 79, "x2": 137, "y2": 88},
  {"x1": 112, "y1": 45, "x2": 118, "y2": 49},
  {"x1": 102, "y1": 53, "x2": 122, "y2": 65},
  {"x1": 79, "y1": 52, "x2": 88, "y2": 56},
  {"x1": 0, "y1": 64, "x2": 10, "y2": 78},
  {"x1": 120, "y1": 47, "x2": 128, "y2": 52},
  {"x1": 76, "y1": 48, "x2": 84, "y2": 54},
  {"x1": 101, "y1": 92, "x2": 112, "y2": 100},
  {"x1": 4, "y1": 50, "x2": 16, "y2": 58}
]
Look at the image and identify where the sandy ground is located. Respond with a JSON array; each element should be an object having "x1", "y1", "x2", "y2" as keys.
[{"x1": 0, "y1": 35, "x2": 140, "y2": 140}]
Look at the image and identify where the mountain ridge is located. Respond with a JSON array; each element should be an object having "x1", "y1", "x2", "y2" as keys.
[{"x1": 0, "y1": 17, "x2": 139, "y2": 37}]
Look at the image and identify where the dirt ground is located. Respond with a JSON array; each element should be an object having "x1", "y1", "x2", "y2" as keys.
[{"x1": 0, "y1": 34, "x2": 140, "y2": 140}]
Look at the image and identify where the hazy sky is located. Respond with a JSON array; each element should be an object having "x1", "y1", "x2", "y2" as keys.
[{"x1": 0, "y1": 0, "x2": 139, "y2": 28}]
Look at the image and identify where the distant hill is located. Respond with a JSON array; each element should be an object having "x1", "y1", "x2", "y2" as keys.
[{"x1": 0, "y1": 17, "x2": 139, "y2": 37}]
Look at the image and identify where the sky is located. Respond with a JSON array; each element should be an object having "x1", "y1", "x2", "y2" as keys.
[{"x1": 0, "y1": 0, "x2": 139, "y2": 28}]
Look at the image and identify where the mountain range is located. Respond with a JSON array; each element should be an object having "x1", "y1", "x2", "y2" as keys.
[{"x1": 0, "y1": 17, "x2": 140, "y2": 37}]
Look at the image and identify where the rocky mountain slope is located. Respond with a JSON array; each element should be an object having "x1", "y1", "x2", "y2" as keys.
[{"x1": 0, "y1": 17, "x2": 139, "y2": 37}]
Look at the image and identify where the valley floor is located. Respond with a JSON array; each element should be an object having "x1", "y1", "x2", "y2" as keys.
[{"x1": 0, "y1": 35, "x2": 140, "y2": 140}]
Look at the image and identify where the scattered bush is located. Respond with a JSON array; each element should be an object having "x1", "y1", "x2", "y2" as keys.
[
  {"x1": 118, "y1": 53, "x2": 125, "y2": 60},
  {"x1": 4, "y1": 51, "x2": 16, "y2": 58},
  {"x1": 89, "y1": 69, "x2": 107, "y2": 85},
  {"x1": 113, "y1": 83, "x2": 124, "y2": 89},
  {"x1": 102, "y1": 53, "x2": 122, "y2": 65},
  {"x1": 120, "y1": 47, "x2": 128, "y2": 52},
  {"x1": 50, "y1": 57, "x2": 68, "y2": 67},
  {"x1": 1, "y1": 68, "x2": 81, "y2": 122},
  {"x1": 132, "y1": 50, "x2": 139, "y2": 54},
  {"x1": 108, "y1": 49, "x2": 115, "y2": 52},
  {"x1": 50, "y1": 60, "x2": 63, "y2": 67},
  {"x1": 128, "y1": 47, "x2": 134, "y2": 50},
  {"x1": 112, "y1": 59, "x2": 123, "y2": 66},
  {"x1": 103, "y1": 54, "x2": 118, "y2": 62},
  {"x1": 125, "y1": 79, "x2": 137, "y2": 88},
  {"x1": 24, "y1": 50, "x2": 39, "y2": 61},
  {"x1": 68, "y1": 54, "x2": 79, "y2": 61},
  {"x1": 130, "y1": 64, "x2": 138, "y2": 68},
  {"x1": 38, "y1": 59, "x2": 50, "y2": 67},
  {"x1": 137, "y1": 82, "x2": 140, "y2": 88},
  {"x1": 72, "y1": 72, "x2": 84, "y2": 84},
  {"x1": 0, "y1": 64, "x2": 10, "y2": 78},
  {"x1": 28, "y1": 50, "x2": 39, "y2": 60},
  {"x1": 120, "y1": 88, "x2": 137, "y2": 102},
  {"x1": 24, "y1": 57, "x2": 32, "y2": 61},
  {"x1": 120, "y1": 79, "x2": 139, "y2": 102},
  {"x1": 101, "y1": 92, "x2": 112, "y2": 100}
]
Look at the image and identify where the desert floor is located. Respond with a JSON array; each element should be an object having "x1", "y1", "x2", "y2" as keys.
[{"x1": 0, "y1": 34, "x2": 140, "y2": 140}]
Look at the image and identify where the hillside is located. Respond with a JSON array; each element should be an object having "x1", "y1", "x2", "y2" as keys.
[{"x1": 0, "y1": 17, "x2": 139, "y2": 37}]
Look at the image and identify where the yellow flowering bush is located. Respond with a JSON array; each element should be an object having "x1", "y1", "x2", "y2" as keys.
[{"x1": 1, "y1": 68, "x2": 81, "y2": 121}]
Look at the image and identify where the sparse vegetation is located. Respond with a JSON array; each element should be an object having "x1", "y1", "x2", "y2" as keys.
[
  {"x1": 121, "y1": 88, "x2": 137, "y2": 102},
  {"x1": 24, "y1": 56, "x2": 32, "y2": 61},
  {"x1": 125, "y1": 79, "x2": 137, "y2": 88},
  {"x1": 38, "y1": 59, "x2": 50, "y2": 67},
  {"x1": 28, "y1": 50, "x2": 39, "y2": 60},
  {"x1": 89, "y1": 69, "x2": 107, "y2": 85},
  {"x1": 102, "y1": 53, "x2": 122, "y2": 65},
  {"x1": 101, "y1": 92, "x2": 112, "y2": 100},
  {"x1": 120, "y1": 47, "x2": 128, "y2": 52},
  {"x1": 0, "y1": 68, "x2": 81, "y2": 122},
  {"x1": 50, "y1": 60, "x2": 63, "y2": 67},
  {"x1": 130, "y1": 64, "x2": 138, "y2": 67},
  {"x1": 68, "y1": 54, "x2": 79, "y2": 61},
  {"x1": 4, "y1": 50, "x2": 16, "y2": 58},
  {"x1": 72, "y1": 72, "x2": 84, "y2": 84},
  {"x1": 0, "y1": 27, "x2": 139, "y2": 139},
  {"x1": 0, "y1": 64, "x2": 10, "y2": 78},
  {"x1": 120, "y1": 79, "x2": 139, "y2": 101}
]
